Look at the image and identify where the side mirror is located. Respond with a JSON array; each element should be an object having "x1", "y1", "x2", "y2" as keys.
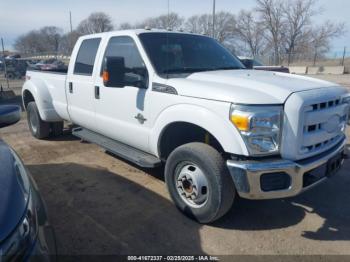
[
  {"x1": 102, "y1": 56, "x2": 126, "y2": 88},
  {"x1": 240, "y1": 59, "x2": 253, "y2": 69},
  {"x1": 0, "y1": 105, "x2": 21, "y2": 128}
]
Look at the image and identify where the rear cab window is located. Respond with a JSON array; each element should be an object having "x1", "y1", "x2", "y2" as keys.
[{"x1": 74, "y1": 38, "x2": 101, "y2": 76}]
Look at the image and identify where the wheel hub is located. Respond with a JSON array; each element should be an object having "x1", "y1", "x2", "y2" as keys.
[{"x1": 176, "y1": 164, "x2": 209, "y2": 208}]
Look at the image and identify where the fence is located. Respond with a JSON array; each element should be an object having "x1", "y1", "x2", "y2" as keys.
[
  {"x1": 0, "y1": 53, "x2": 69, "y2": 93},
  {"x1": 254, "y1": 47, "x2": 350, "y2": 70}
]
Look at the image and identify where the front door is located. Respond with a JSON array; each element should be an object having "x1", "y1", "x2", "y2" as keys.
[{"x1": 94, "y1": 35, "x2": 150, "y2": 152}]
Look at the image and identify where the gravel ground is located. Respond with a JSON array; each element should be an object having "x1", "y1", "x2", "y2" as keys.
[{"x1": 0, "y1": 74, "x2": 350, "y2": 256}]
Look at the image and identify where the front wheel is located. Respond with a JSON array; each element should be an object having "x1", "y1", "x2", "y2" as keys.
[{"x1": 165, "y1": 142, "x2": 235, "y2": 223}]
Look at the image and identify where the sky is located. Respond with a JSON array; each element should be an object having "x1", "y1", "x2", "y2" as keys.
[{"x1": 0, "y1": 0, "x2": 349, "y2": 54}]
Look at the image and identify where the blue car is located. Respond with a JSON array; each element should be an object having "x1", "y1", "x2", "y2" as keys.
[{"x1": 0, "y1": 105, "x2": 56, "y2": 261}]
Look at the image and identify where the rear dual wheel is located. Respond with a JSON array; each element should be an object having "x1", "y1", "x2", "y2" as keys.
[{"x1": 27, "y1": 102, "x2": 63, "y2": 139}]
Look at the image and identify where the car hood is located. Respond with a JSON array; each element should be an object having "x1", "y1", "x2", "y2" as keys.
[
  {"x1": 0, "y1": 141, "x2": 29, "y2": 242},
  {"x1": 167, "y1": 69, "x2": 339, "y2": 104}
]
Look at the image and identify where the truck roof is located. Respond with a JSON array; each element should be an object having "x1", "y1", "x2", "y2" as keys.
[{"x1": 79, "y1": 28, "x2": 206, "y2": 40}]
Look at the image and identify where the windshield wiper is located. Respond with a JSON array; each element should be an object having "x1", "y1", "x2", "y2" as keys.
[
  {"x1": 162, "y1": 67, "x2": 213, "y2": 74},
  {"x1": 162, "y1": 66, "x2": 244, "y2": 74},
  {"x1": 208, "y1": 66, "x2": 244, "y2": 71}
]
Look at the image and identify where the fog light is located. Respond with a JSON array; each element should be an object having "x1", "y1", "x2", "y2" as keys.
[{"x1": 260, "y1": 172, "x2": 291, "y2": 192}]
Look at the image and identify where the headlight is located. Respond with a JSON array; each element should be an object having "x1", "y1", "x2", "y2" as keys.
[
  {"x1": 230, "y1": 104, "x2": 283, "y2": 156},
  {"x1": 1, "y1": 193, "x2": 38, "y2": 260}
]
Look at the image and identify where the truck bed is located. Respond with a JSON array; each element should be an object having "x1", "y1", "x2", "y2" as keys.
[{"x1": 25, "y1": 69, "x2": 70, "y2": 121}]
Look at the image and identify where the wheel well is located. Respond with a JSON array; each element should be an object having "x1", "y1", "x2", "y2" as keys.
[
  {"x1": 23, "y1": 90, "x2": 35, "y2": 109},
  {"x1": 158, "y1": 122, "x2": 225, "y2": 160}
]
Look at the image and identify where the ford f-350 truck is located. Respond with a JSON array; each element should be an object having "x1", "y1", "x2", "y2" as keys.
[{"x1": 22, "y1": 29, "x2": 350, "y2": 223}]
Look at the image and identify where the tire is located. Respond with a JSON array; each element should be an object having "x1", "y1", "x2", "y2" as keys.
[
  {"x1": 6, "y1": 72, "x2": 15, "y2": 79},
  {"x1": 165, "y1": 142, "x2": 235, "y2": 223},
  {"x1": 27, "y1": 102, "x2": 50, "y2": 139},
  {"x1": 51, "y1": 121, "x2": 64, "y2": 137}
]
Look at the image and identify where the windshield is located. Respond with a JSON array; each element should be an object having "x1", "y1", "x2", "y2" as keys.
[
  {"x1": 139, "y1": 33, "x2": 245, "y2": 77},
  {"x1": 253, "y1": 59, "x2": 263, "y2": 66}
]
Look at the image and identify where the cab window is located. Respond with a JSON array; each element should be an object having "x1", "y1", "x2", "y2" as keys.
[
  {"x1": 101, "y1": 36, "x2": 148, "y2": 88},
  {"x1": 74, "y1": 38, "x2": 101, "y2": 76}
]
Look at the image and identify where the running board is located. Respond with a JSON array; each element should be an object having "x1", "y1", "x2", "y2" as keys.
[{"x1": 72, "y1": 127, "x2": 161, "y2": 168}]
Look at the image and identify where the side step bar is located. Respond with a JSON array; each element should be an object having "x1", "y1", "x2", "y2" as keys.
[{"x1": 72, "y1": 127, "x2": 162, "y2": 168}]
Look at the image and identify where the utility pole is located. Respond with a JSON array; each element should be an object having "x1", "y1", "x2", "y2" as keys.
[
  {"x1": 69, "y1": 11, "x2": 73, "y2": 33},
  {"x1": 69, "y1": 11, "x2": 73, "y2": 54},
  {"x1": 341, "y1": 46, "x2": 346, "y2": 66},
  {"x1": 167, "y1": 0, "x2": 170, "y2": 30},
  {"x1": 212, "y1": 0, "x2": 216, "y2": 38},
  {"x1": 1, "y1": 38, "x2": 10, "y2": 90}
]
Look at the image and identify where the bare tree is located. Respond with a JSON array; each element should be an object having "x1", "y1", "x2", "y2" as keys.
[
  {"x1": 234, "y1": 10, "x2": 266, "y2": 57},
  {"x1": 185, "y1": 12, "x2": 235, "y2": 43},
  {"x1": 119, "y1": 22, "x2": 134, "y2": 30},
  {"x1": 77, "y1": 12, "x2": 114, "y2": 35},
  {"x1": 186, "y1": 15, "x2": 203, "y2": 34},
  {"x1": 310, "y1": 21, "x2": 346, "y2": 65},
  {"x1": 40, "y1": 26, "x2": 62, "y2": 54},
  {"x1": 138, "y1": 12, "x2": 184, "y2": 30},
  {"x1": 14, "y1": 26, "x2": 62, "y2": 55},
  {"x1": 14, "y1": 31, "x2": 42, "y2": 54},
  {"x1": 213, "y1": 12, "x2": 236, "y2": 43},
  {"x1": 59, "y1": 31, "x2": 81, "y2": 55},
  {"x1": 185, "y1": 14, "x2": 212, "y2": 35},
  {"x1": 282, "y1": 0, "x2": 319, "y2": 65},
  {"x1": 256, "y1": 0, "x2": 285, "y2": 65}
]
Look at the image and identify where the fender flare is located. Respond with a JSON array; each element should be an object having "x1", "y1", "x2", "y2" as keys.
[
  {"x1": 149, "y1": 104, "x2": 248, "y2": 157},
  {"x1": 22, "y1": 78, "x2": 62, "y2": 122}
]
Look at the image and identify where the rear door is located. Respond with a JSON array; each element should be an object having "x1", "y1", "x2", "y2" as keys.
[{"x1": 66, "y1": 37, "x2": 102, "y2": 131}]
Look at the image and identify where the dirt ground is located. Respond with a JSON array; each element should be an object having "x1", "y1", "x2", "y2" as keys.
[{"x1": 0, "y1": 74, "x2": 350, "y2": 256}]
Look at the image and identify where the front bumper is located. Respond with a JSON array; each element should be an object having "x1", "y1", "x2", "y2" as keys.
[{"x1": 227, "y1": 138, "x2": 348, "y2": 200}]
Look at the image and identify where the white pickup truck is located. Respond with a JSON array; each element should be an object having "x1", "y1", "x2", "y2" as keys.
[{"x1": 22, "y1": 29, "x2": 349, "y2": 223}]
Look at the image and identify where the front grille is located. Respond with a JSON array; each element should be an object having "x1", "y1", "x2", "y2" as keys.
[
  {"x1": 310, "y1": 99, "x2": 340, "y2": 111},
  {"x1": 282, "y1": 87, "x2": 348, "y2": 161},
  {"x1": 301, "y1": 135, "x2": 343, "y2": 154},
  {"x1": 300, "y1": 97, "x2": 347, "y2": 156}
]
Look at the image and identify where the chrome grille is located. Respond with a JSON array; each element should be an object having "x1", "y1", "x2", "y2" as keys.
[
  {"x1": 309, "y1": 99, "x2": 340, "y2": 111},
  {"x1": 300, "y1": 97, "x2": 347, "y2": 155},
  {"x1": 281, "y1": 87, "x2": 348, "y2": 161}
]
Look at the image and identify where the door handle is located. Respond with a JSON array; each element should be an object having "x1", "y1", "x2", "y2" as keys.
[
  {"x1": 95, "y1": 86, "x2": 100, "y2": 99},
  {"x1": 69, "y1": 82, "x2": 73, "y2": 93}
]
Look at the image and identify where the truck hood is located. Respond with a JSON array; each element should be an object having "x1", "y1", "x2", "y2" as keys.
[
  {"x1": 0, "y1": 141, "x2": 29, "y2": 242},
  {"x1": 167, "y1": 70, "x2": 338, "y2": 104}
]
